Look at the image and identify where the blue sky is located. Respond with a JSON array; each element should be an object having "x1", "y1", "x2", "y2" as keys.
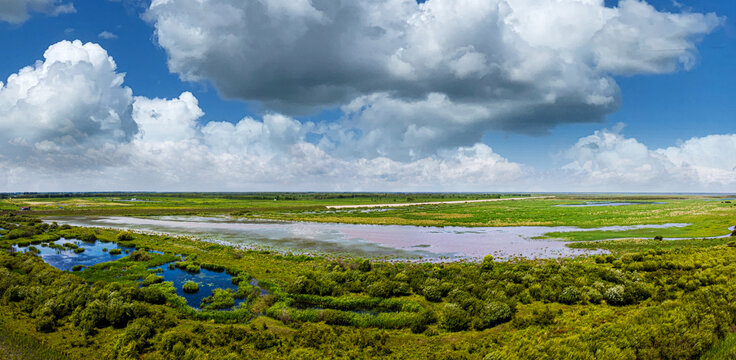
[{"x1": 0, "y1": 0, "x2": 734, "y2": 192}]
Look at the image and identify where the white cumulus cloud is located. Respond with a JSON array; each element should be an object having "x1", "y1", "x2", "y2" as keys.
[
  {"x1": 0, "y1": 40, "x2": 136, "y2": 170},
  {"x1": 562, "y1": 126, "x2": 736, "y2": 191},
  {"x1": 133, "y1": 92, "x2": 202, "y2": 143},
  {"x1": 0, "y1": 40, "x2": 526, "y2": 191}
]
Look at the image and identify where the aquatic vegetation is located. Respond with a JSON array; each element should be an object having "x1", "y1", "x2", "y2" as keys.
[
  {"x1": 142, "y1": 274, "x2": 164, "y2": 286},
  {"x1": 116, "y1": 231, "x2": 134, "y2": 241},
  {"x1": 201, "y1": 289, "x2": 236, "y2": 310},
  {"x1": 128, "y1": 249, "x2": 151, "y2": 261},
  {"x1": 182, "y1": 281, "x2": 199, "y2": 293}
]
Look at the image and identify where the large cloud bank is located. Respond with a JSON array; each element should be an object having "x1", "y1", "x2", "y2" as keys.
[
  {"x1": 0, "y1": 0, "x2": 731, "y2": 192},
  {"x1": 0, "y1": 40, "x2": 524, "y2": 191},
  {"x1": 145, "y1": 0, "x2": 722, "y2": 157}
]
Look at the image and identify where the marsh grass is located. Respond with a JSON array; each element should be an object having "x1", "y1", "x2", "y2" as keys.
[{"x1": 0, "y1": 320, "x2": 68, "y2": 360}]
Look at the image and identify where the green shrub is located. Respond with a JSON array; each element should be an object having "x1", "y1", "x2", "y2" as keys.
[
  {"x1": 410, "y1": 319, "x2": 427, "y2": 334},
  {"x1": 142, "y1": 274, "x2": 164, "y2": 287},
  {"x1": 558, "y1": 286, "x2": 582, "y2": 305},
  {"x1": 73, "y1": 247, "x2": 85, "y2": 254},
  {"x1": 109, "y1": 248, "x2": 122, "y2": 255},
  {"x1": 358, "y1": 259, "x2": 372, "y2": 272},
  {"x1": 473, "y1": 302, "x2": 512, "y2": 330},
  {"x1": 423, "y1": 286, "x2": 442, "y2": 302},
  {"x1": 366, "y1": 281, "x2": 392, "y2": 298},
  {"x1": 321, "y1": 309, "x2": 351, "y2": 326},
  {"x1": 186, "y1": 264, "x2": 200, "y2": 273},
  {"x1": 35, "y1": 316, "x2": 56, "y2": 333},
  {"x1": 586, "y1": 288, "x2": 603, "y2": 304},
  {"x1": 183, "y1": 281, "x2": 199, "y2": 294},
  {"x1": 142, "y1": 287, "x2": 167, "y2": 305},
  {"x1": 201, "y1": 289, "x2": 235, "y2": 310},
  {"x1": 481, "y1": 255, "x2": 494, "y2": 271},
  {"x1": 409, "y1": 310, "x2": 436, "y2": 334},
  {"x1": 129, "y1": 250, "x2": 151, "y2": 262},
  {"x1": 604, "y1": 285, "x2": 625, "y2": 305},
  {"x1": 71, "y1": 265, "x2": 84, "y2": 271},
  {"x1": 110, "y1": 317, "x2": 155, "y2": 358},
  {"x1": 392, "y1": 282, "x2": 411, "y2": 296},
  {"x1": 117, "y1": 231, "x2": 135, "y2": 241},
  {"x1": 440, "y1": 303, "x2": 470, "y2": 332},
  {"x1": 200, "y1": 263, "x2": 225, "y2": 272}
]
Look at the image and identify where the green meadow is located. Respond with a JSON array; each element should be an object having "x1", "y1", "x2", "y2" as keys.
[{"x1": 4, "y1": 193, "x2": 733, "y2": 241}]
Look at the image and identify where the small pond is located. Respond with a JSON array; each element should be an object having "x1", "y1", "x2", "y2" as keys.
[
  {"x1": 12, "y1": 238, "x2": 135, "y2": 271},
  {"x1": 147, "y1": 264, "x2": 246, "y2": 310},
  {"x1": 554, "y1": 201, "x2": 667, "y2": 207}
]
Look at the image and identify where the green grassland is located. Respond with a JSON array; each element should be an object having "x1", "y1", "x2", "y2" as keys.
[
  {"x1": 0, "y1": 192, "x2": 518, "y2": 214},
  {"x1": 4, "y1": 193, "x2": 733, "y2": 242}
]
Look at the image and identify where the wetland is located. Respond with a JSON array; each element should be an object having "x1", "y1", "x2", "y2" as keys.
[{"x1": 2, "y1": 192, "x2": 736, "y2": 359}]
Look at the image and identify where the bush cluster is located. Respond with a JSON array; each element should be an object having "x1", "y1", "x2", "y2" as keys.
[{"x1": 183, "y1": 281, "x2": 199, "y2": 294}]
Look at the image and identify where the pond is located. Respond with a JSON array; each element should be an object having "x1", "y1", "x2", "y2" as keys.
[
  {"x1": 45, "y1": 216, "x2": 692, "y2": 261},
  {"x1": 11, "y1": 238, "x2": 135, "y2": 271},
  {"x1": 554, "y1": 201, "x2": 667, "y2": 207},
  {"x1": 147, "y1": 263, "x2": 246, "y2": 310}
]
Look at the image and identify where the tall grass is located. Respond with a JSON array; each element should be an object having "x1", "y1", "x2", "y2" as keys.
[{"x1": 0, "y1": 325, "x2": 68, "y2": 360}]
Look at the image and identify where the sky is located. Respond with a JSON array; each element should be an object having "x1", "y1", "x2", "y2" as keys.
[{"x1": 0, "y1": 0, "x2": 733, "y2": 192}]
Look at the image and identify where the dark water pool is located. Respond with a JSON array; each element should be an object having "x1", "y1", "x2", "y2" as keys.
[
  {"x1": 9, "y1": 238, "x2": 250, "y2": 310},
  {"x1": 148, "y1": 264, "x2": 245, "y2": 310},
  {"x1": 12, "y1": 238, "x2": 135, "y2": 271}
]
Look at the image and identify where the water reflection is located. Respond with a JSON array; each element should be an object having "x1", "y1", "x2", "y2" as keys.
[
  {"x1": 12, "y1": 238, "x2": 134, "y2": 271},
  {"x1": 44, "y1": 216, "x2": 690, "y2": 260},
  {"x1": 147, "y1": 264, "x2": 245, "y2": 310}
]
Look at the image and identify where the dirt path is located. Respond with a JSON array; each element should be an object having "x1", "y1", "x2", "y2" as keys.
[{"x1": 325, "y1": 196, "x2": 555, "y2": 209}]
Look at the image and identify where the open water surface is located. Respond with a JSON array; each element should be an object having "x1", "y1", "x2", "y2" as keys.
[
  {"x1": 12, "y1": 238, "x2": 135, "y2": 271},
  {"x1": 147, "y1": 263, "x2": 245, "y2": 310},
  {"x1": 45, "y1": 216, "x2": 693, "y2": 260}
]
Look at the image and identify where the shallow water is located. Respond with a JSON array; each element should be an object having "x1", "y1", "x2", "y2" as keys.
[
  {"x1": 46, "y1": 216, "x2": 692, "y2": 260},
  {"x1": 147, "y1": 264, "x2": 245, "y2": 310},
  {"x1": 554, "y1": 201, "x2": 667, "y2": 207},
  {"x1": 12, "y1": 238, "x2": 135, "y2": 271}
]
